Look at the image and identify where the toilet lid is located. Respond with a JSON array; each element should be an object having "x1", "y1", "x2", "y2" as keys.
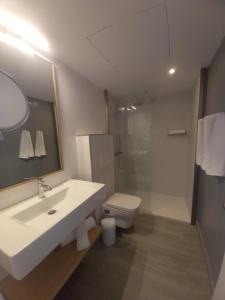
[{"x1": 106, "y1": 193, "x2": 142, "y2": 212}]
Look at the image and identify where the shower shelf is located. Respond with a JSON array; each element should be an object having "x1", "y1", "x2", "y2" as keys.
[{"x1": 168, "y1": 129, "x2": 187, "y2": 135}]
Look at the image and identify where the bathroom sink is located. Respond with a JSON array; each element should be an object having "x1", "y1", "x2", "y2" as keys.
[
  {"x1": 0, "y1": 179, "x2": 106, "y2": 280},
  {"x1": 13, "y1": 188, "x2": 69, "y2": 223}
]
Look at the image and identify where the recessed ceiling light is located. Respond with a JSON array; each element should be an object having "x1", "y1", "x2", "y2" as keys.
[
  {"x1": 169, "y1": 68, "x2": 176, "y2": 75},
  {"x1": 131, "y1": 105, "x2": 137, "y2": 110}
]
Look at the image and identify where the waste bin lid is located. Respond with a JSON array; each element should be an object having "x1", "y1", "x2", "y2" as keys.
[{"x1": 101, "y1": 218, "x2": 116, "y2": 228}]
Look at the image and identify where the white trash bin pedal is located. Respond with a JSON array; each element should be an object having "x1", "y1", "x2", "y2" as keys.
[{"x1": 100, "y1": 218, "x2": 116, "y2": 246}]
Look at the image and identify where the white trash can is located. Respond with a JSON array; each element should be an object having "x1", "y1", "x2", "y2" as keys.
[{"x1": 100, "y1": 218, "x2": 116, "y2": 246}]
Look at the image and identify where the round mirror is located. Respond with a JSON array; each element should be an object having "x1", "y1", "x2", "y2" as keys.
[{"x1": 0, "y1": 69, "x2": 29, "y2": 133}]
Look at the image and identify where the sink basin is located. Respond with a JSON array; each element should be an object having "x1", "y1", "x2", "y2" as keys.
[
  {"x1": 0, "y1": 180, "x2": 106, "y2": 280},
  {"x1": 13, "y1": 188, "x2": 69, "y2": 223}
]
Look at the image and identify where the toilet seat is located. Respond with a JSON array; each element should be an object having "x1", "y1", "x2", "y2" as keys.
[{"x1": 104, "y1": 193, "x2": 141, "y2": 213}]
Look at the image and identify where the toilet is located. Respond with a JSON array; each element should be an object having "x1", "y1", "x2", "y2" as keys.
[{"x1": 103, "y1": 193, "x2": 142, "y2": 229}]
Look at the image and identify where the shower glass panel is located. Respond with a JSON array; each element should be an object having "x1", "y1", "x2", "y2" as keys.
[{"x1": 113, "y1": 99, "x2": 152, "y2": 208}]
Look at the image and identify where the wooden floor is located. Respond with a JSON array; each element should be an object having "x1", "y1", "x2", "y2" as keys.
[{"x1": 55, "y1": 214, "x2": 211, "y2": 300}]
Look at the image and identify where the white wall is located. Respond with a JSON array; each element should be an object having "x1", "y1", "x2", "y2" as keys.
[
  {"x1": 0, "y1": 63, "x2": 107, "y2": 280},
  {"x1": 55, "y1": 63, "x2": 107, "y2": 178},
  {"x1": 151, "y1": 92, "x2": 192, "y2": 198}
]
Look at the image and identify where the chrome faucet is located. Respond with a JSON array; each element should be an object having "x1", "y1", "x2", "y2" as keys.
[{"x1": 38, "y1": 177, "x2": 52, "y2": 198}]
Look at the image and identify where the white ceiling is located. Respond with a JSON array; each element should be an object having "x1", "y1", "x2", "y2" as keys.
[{"x1": 0, "y1": 0, "x2": 225, "y2": 100}]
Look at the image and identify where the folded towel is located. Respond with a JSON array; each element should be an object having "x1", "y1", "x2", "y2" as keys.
[
  {"x1": 74, "y1": 221, "x2": 90, "y2": 251},
  {"x1": 61, "y1": 231, "x2": 76, "y2": 247},
  {"x1": 85, "y1": 216, "x2": 96, "y2": 231},
  {"x1": 196, "y1": 118, "x2": 204, "y2": 166},
  {"x1": 61, "y1": 217, "x2": 96, "y2": 247},
  {"x1": 35, "y1": 130, "x2": 46, "y2": 157},
  {"x1": 19, "y1": 130, "x2": 34, "y2": 159},
  {"x1": 201, "y1": 112, "x2": 225, "y2": 176}
]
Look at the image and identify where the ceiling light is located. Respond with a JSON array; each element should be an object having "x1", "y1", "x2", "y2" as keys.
[
  {"x1": 131, "y1": 105, "x2": 137, "y2": 110},
  {"x1": 169, "y1": 68, "x2": 176, "y2": 75},
  {"x1": 127, "y1": 107, "x2": 132, "y2": 111},
  {"x1": 0, "y1": 12, "x2": 49, "y2": 51},
  {"x1": 0, "y1": 32, "x2": 35, "y2": 55}
]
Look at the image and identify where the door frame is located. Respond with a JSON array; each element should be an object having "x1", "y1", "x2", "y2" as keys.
[{"x1": 191, "y1": 68, "x2": 208, "y2": 225}]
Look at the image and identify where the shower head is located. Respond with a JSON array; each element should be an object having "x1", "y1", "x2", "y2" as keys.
[
  {"x1": 116, "y1": 106, "x2": 126, "y2": 112},
  {"x1": 115, "y1": 98, "x2": 144, "y2": 112},
  {"x1": 131, "y1": 102, "x2": 143, "y2": 107}
]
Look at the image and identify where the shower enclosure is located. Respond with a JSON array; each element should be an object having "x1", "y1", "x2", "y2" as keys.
[
  {"x1": 109, "y1": 94, "x2": 191, "y2": 222},
  {"x1": 111, "y1": 97, "x2": 152, "y2": 213}
]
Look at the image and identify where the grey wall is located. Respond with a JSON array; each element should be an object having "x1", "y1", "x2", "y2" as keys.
[
  {"x1": 197, "y1": 37, "x2": 225, "y2": 285},
  {"x1": 0, "y1": 98, "x2": 60, "y2": 188}
]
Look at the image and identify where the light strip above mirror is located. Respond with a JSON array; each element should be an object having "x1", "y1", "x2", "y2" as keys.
[
  {"x1": 0, "y1": 32, "x2": 35, "y2": 55},
  {"x1": 0, "y1": 11, "x2": 50, "y2": 55}
]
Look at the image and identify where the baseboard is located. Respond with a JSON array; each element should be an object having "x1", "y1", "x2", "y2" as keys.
[{"x1": 196, "y1": 221, "x2": 214, "y2": 291}]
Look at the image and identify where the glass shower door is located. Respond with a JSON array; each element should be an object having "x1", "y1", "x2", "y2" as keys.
[{"x1": 113, "y1": 100, "x2": 152, "y2": 210}]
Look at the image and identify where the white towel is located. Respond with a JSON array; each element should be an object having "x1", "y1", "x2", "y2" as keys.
[
  {"x1": 196, "y1": 118, "x2": 204, "y2": 166},
  {"x1": 61, "y1": 217, "x2": 96, "y2": 247},
  {"x1": 74, "y1": 221, "x2": 90, "y2": 251},
  {"x1": 19, "y1": 130, "x2": 34, "y2": 159},
  {"x1": 35, "y1": 130, "x2": 46, "y2": 157},
  {"x1": 201, "y1": 113, "x2": 225, "y2": 176},
  {"x1": 85, "y1": 216, "x2": 96, "y2": 231}
]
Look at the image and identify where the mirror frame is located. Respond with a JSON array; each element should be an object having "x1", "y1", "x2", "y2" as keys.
[{"x1": 0, "y1": 54, "x2": 64, "y2": 191}]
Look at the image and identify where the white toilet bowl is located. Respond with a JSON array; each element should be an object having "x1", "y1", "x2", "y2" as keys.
[{"x1": 103, "y1": 193, "x2": 142, "y2": 229}]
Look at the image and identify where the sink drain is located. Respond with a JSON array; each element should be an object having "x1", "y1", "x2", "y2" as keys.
[{"x1": 48, "y1": 209, "x2": 57, "y2": 215}]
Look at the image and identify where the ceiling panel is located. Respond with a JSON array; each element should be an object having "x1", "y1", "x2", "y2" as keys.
[{"x1": 88, "y1": 4, "x2": 169, "y2": 71}]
